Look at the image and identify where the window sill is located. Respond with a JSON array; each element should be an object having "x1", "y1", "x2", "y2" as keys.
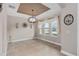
[{"x1": 38, "y1": 33, "x2": 59, "y2": 38}]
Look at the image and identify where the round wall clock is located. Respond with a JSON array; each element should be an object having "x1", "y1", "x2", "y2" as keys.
[{"x1": 64, "y1": 14, "x2": 74, "y2": 25}]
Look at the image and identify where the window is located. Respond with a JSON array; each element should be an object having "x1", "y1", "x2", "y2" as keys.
[
  {"x1": 38, "y1": 22, "x2": 43, "y2": 34},
  {"x1": 38, "y1": 16, "x2": 59, "y2": 37},
  {"x1": 51, "y1": 17, "x2": 59, "y2": 36},
  {"x1": 43, "y1": 23, "x2": 49, "y2": 34}
]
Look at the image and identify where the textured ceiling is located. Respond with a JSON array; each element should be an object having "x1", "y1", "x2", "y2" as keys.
[{"x1": 17, "y1": 3, "x2": 49, "y2": 16}]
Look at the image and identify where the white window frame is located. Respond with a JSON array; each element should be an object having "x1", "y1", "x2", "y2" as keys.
[
  {"x1": 38, "y1": 21, "x2": 43, "y2": 34},
  {"x1": 38, "y1": 16, "x2": 59, "y2": 37},
  {"x1": 42, "y1": 22, "x2": 50, "y2": 34},
  {"x1": 50, "y1": 17, "x2": 59, "y2": 37}
]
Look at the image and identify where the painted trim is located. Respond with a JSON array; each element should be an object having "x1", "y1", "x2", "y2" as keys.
[
  {"x1": 61, "y1": 49, "x2": 75, "y2": 56},
  {"x1": 8, "y1": 38, "x2": 33, "y2": 43},
  {"x1": 36, "y1": 37, "x2": 61, "y2": 46}
]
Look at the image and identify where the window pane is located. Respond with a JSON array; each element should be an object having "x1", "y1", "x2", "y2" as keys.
[
  {"x1": 43, "y1": 29, "x2": 49, "y2": 34},
  {"x1": 39, "y1": 29, "x2": 42, "y2": 34},
  {"x1": 38, "y1": 22, "x2": 43, "y2": 34},
  {"x1": 43, "y1": 23, "x2": 49, "y2": 28},
  {"x1": 43, "y1": 23, "x2": 49, "y2": 34},
  {"x1": 51, "y1": 17, "x2": 58, "y2": 36},
  {"x1": 51, "y1": 21, "x2": 57, "y2": 32}
]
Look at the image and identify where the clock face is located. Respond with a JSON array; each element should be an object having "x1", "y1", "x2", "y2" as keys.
[{"x1": 64, "y1": 14, "x2": 74, "y2": 25}]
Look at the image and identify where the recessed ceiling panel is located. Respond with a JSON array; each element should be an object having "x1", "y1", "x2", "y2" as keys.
[{"x1": 17, "y1": 3, "x2": 49, "y2": 16}]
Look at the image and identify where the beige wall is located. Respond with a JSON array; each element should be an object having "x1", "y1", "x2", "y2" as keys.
[{"x1": 60, "y1": 3, "x2": 77, "y2": 55}]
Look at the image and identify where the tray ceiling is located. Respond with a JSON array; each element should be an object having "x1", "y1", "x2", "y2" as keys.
[{"x1": 17, "y1": 3, "x2": 50, "y2": 16}]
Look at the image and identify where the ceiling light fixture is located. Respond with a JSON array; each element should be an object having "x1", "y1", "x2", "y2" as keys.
[
  {"x1": 28, "y1": 9, "x2": 37, "y2": 28},
  {"x1": 28, "y1": 9, "x2": 37, "y2": 23}
]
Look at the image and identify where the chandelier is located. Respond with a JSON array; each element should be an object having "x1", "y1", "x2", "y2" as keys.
[
  {"x1": 28, "y1": 9, "x2": 37, "y2": 28},
  {"x1": 28, "y1": 9, "x2": 37, "y2": 23}
]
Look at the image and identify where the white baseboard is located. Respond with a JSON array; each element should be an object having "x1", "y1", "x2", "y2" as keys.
[
  {"x1": 8, "y1": 38, "x2": 33, "y2": 43},
  {"x1": 61, "y1": 49, "x2": 75, "y2": 56},
  {"x1": 37, "y1": 37, "x2": 61, "y2": 46}
]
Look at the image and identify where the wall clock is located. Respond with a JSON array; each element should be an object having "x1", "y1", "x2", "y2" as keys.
[{"x1": 64, "y1": 14, "x2": 74, "y2": 25}]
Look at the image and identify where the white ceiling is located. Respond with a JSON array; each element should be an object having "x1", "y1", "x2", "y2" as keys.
[{"x1": 7, "y1": 3, "x2": 62, "y2": 20}]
